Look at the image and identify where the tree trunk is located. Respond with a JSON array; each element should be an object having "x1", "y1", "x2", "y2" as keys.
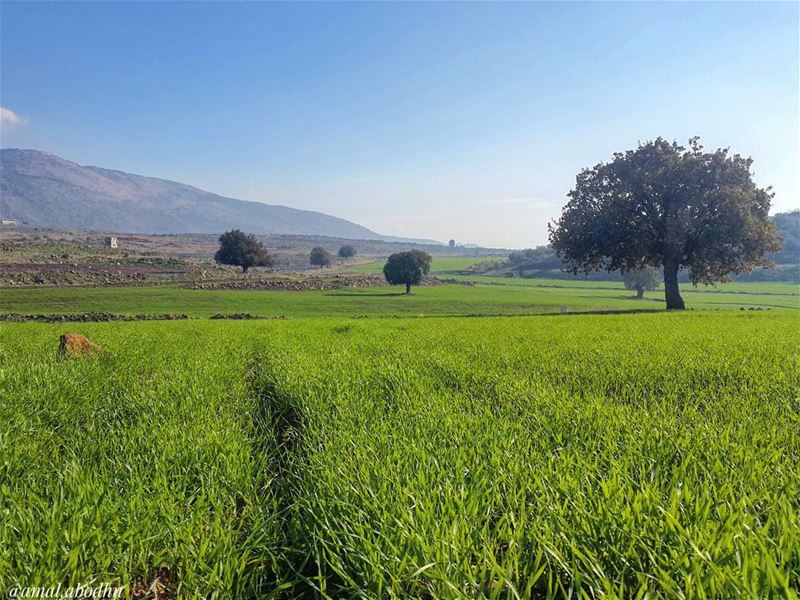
[
  {"x1": 242, "y1": 265, "x2": 249, "y2": 274},
  {"x1": 636, "y1": 287, "x2": 644, "y2": 299},
  {"x1": 405, "y1": 283, "x2": 411, "y2": 294},
  {"x1": 663, "y1": 262, "x2": 685, "y2": 310}
]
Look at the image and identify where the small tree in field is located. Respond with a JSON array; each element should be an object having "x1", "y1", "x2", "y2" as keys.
[
  {"x1": 549, "y1": 138, "x2": 781, "y2": 309},
  {"x1": 338, "y1": 245, "x2": 357, "y2": 259},
  {"x1": 383, "y1": 250, "x2": 432, "y2": 294},
  {"x1": 448, "y1": 239, "x2": 456, "y2": 248},
  {"x1": 214, "y1": 229, "x2": 273, "y2": 273},
  {"x1": 623, "y1": 268, "x2": 660, "y2": 299},
  {"x1": 310, "y1": 246, "x2": 332, "y2": 268}
]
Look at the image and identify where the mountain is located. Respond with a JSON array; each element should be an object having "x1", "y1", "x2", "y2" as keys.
[{"x1": 0, "y1": 149, "x2": 437, "y2": 243}]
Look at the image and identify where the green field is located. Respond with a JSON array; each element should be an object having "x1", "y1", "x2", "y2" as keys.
[
  {"x1": 2, "y1": 278, "x2": 798, "y2": 597},
  {"x1": 2, "y1": 280, "x2": 797, "y2": 319},
  {"x1": 346, "y1": 256, "x2": 500, "y2": 274},
  {"x1": 443, "y1": 275, "x2": 800, "y2": 296},
  {"x1": 1, "y1": 312, "x2": 798, "y2": 598}
]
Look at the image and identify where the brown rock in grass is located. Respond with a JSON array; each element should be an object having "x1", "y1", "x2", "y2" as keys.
[{"x1": 58, "y1": 333, "x2": 101, "y2": 358}]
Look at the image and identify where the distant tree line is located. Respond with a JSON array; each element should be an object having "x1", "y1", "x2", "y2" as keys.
[
  {"x1": 215, "y1": 233, "x2": 364, "y2": 272},
  {"x1": 310, "y1": 245, "x2": 358, "y2": 266},
  {"x1": 770, "y1": 210, "x2": 799, "y2": 265},
  {"x1": 508, "y1": 247, "x2": 563, "y2": 271}
]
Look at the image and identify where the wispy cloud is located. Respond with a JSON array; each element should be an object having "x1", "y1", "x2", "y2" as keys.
[{"x1": 0, "y1": 107, "x2": 27, "y2": 126}]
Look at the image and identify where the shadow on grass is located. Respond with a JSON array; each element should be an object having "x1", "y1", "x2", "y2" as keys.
[
  {"x1": 325, "y1": 291, "x2": 408, "y2": 297},
  {"x1": 245, "y1": 354, "x2": 351, "y2": 597},
  {"x1": 562, "y1": 308, "x2": 665, "y2": 316},
  {"x1": 576, "y1": 294, "x2": 665, "y2": 303}
]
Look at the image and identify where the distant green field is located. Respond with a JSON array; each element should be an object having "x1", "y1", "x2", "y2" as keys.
[
  {"x1": 347, "y1": 256, "x2": 499, "y2": 274},
  {"x1": 2, "y1": 280, "x2": 797, "y2": 318},
  {"x1": 443, "y1": 274, "x2": 800, "y2": 296},
  {"x1": 2, "y1": 312, "x2": 798, "y2": 597},
  {"x1": 351, "y1": 257, "x2": 800, "y2": 293}
]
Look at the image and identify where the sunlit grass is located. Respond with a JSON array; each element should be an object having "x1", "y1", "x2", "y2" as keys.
[
  {"x1": 1, "y1": 311, "x2": 797, "y2": 597},
  {"x1": 0, "y1": 325, "x2": 282, "y2": 596},
  {"x1": 261, "y1": 312, "x2": 800, "y2": 598},
  {"x1": 1, "y1": 280, "x2": 797, "y2": 319},
  {"x1": 346, "y1": 256, "x2": 499, "y2": 274}
]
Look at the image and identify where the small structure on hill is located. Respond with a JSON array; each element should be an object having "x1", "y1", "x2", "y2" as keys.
[
  {"x1": 1, "y1": 218, "x2": 17, "y2": 226},
  {"x1": 104, "y1": 236, "x2": 118, "y2": 248}
]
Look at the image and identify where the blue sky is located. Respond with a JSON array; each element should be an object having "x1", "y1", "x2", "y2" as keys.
[{"x1": 1, "y1": 2, "x2": 797, "y2": 247}]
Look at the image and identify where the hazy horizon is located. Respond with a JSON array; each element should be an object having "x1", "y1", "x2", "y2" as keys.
[{"x1": 1, "y1": 2, "x2": 798, "y2": 248}]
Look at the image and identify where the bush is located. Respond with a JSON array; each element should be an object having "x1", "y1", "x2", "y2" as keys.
[
  {"x1": 338, "y1": 245, "x2": 357, "y2": 259},
  {"x1": 310, "y1": 247, "x2": 332, "y2": 267}
]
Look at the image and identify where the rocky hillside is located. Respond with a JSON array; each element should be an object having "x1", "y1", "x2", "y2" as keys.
[{"x1": 0, "y1": 148, "x2": 414, "y2": 241}]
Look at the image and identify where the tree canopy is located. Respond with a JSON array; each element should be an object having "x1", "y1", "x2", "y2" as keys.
[
  {"x1": 448, "y1": 239, "x2": 456, "y2": 248},
  {"x1": 383, "y1": 250, "x2": 432, "y2": 294},
  {"x1": 338, "y1": 245, "x2": 357, "y2": 259},
  {"x1": 214, "y1": 229, "x2": 273, "y2": 273},
  {"x1": 549, "y1": 138, "x2": 781, "y2": 309},
  {"x1": 309, "y1": 246, "x2": 332, "y2": 267},
  {"x1": 623, "y1": 268, "x2": 661, "y2": 299},
  {"x1": 770, "y1": 210, "x2": 799, "y2": 264}
]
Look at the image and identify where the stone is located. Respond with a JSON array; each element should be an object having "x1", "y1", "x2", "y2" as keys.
[{"x1": 58, "y1": 333, "x2": 101, "y2": 358}]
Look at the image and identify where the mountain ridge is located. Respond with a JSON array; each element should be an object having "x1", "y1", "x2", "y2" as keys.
[{"x1": 0, "y1": 148, "x2": 440, "y2": 244}]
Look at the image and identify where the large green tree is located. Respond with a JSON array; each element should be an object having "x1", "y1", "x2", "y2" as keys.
[
  {"x1": 549, "y1": 138, "x2": 781, "y2": 309},
  {"x1": 383, "y1": 250, "x2": 432, "y2": 294},
  {"x1": 214, "y1": 229, "x2": 273, "y2": 273}
]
